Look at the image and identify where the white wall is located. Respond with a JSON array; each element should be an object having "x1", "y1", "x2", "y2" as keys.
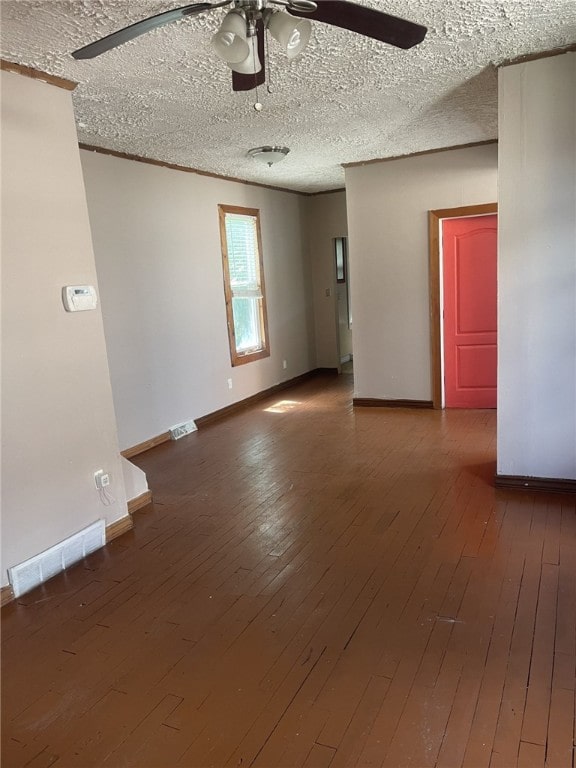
[
  {"x1": 121, "y1": 457, "x2": 148, "y2": 501},
  {"x1": 80, "y1": 151, "x2": 315, "y2": 450},
  {"x1": 337, "y1": 280, "x2": 353, "y2": 362},
  {"x1": 1, "y1": 72, "x2": 128, "y2": 586},
  {"x1": 345, "y1": 145, "x2": 498, "y2": 400},
  {"x1": 304, "y1": 191, "x2": 348, "y2": 369},
  {"x1": 498, "y1": 53, "x2": 576, "y2": 480}
]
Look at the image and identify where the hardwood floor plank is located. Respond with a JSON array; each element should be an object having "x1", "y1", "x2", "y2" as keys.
[
  {"x1": 222, "y1": 643, "x2": 329, "y2": 768},
  {"x1": 99, "y1": 693, "x2": 184, "y2": 766},
  {"x1": 463, "y1": 535, "x2": 543, "y2": 767},
  {"x1": 328, "y1": 674, "x2": 391, "y2": 768},
  {"x1": 303, "y1": 742, "x2": 337, "y2": 767},
  {"x1": 1, "y1": 739, "x2": 54, "y2": 768},
  {"x1": 517, "y1": 740, "x2": 546, "y2": 768},
  {"x1": 555, "y1": 541, "x2": 576, "y2": 661},
  {"x1": 544, "y1": 686, "x2": 575, "y2": 768},
  {"x1": 520, "y1": 562, "x2": 559, "y2": 746},
  {"x1": 435, "y1": 674, "x2": 483, "y2": 768}
]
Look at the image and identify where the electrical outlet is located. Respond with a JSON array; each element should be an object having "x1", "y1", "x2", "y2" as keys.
[
  {"x1": 94, "y1": 470, "x2": 110, "y2": 490},
  {"x1": 227, "y1": 378, "x2": 233, "y2": 389},
  {"x1": 282, "y1": 360, "x2": 287, "y2": 370}
]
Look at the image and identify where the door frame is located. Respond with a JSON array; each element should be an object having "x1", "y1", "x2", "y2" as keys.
[{"x1": 428, "y1": 202, "x2": 498, "y2": 409}]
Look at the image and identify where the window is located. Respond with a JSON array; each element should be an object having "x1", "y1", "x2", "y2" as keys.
[
  {"x1": 334, "y1": 236, "x2": 352, "y2": 329},
  {"x1": 218, "y1": 204, "x2": 270, "y2": 366},
  {"x1": 335, "y1": 236, "x2": 347, "y2": 283}
]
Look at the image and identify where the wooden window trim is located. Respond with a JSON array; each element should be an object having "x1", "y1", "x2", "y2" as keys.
[{"x1": 218, "y1": 204, "x2": 270, "y2": 367}]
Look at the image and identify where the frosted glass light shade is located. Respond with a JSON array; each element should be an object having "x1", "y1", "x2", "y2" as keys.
[
  {"x1": 267, "y1": 11, "x2": 311, "y2": 59},
  {"x1": 248, "y1": 146, "x2": 290, "y2": 166},
  {"x1": 211, "y1": 11, "x2": 249, "y2": 64},
  {"x1": 228, "y1": 38, "x2": 261, "y2": 74}
]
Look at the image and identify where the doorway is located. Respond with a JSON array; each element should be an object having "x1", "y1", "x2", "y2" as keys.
[
  {"x1": 429, "y1": 203, "x2": 498, "y2": 409},
  {"x1": 334, "y1": 236, "x2": 353, "y2": 374}
]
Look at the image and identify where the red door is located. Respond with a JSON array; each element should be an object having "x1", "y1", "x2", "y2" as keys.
[{"x1": 442, "y1": 214, "x2": 497, "y2": 408}]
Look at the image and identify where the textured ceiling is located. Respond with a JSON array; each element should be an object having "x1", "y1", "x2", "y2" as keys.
[{"x1": 1, "y1": 0, "x2": 575, "y2": 192}]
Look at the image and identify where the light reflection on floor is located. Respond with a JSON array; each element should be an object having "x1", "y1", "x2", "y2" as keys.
[{"x1": 263, "y1": 400, "x2": 301, "y2": 414}]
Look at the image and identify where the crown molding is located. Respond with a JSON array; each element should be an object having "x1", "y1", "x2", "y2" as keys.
[
  {"x1": 79, "y1": 143, "x2": 305, "y2": 196},
  {"x1": 342, "y1": 139, "x2": 498, "y2": 169},
  {"x1": 0, "y1": 59, "x2": 77, "y2": 90},
  {"x1": 499, "y1": 43, "x2": 576, "y2": 68}
]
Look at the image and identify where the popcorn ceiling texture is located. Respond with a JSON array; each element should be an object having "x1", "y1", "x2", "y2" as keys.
[{"x1": 1, "y1": 0, "x2": 575, "y2": 192}]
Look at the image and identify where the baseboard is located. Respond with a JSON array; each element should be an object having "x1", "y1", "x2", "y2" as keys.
[
  {"x1": 353, "y1": 398, "x2": 434, "y2": 409},
  {"x1": 121, "y1": 432, "x2": 171, "y2": 459},
  {"x1": 106, "y1": 514, "x2": 134, "y2": 543},
  {"x1": 315, "y1": 367, "x2": 340, "y2": 375},
  {"x1": 495, "y1": 474, "x2": 576, "y2": 494},
  {"x1": 127, "y1": 490, "x2": 153, "y2": 514},
  {"x1": 120, "y1": 369, "x2": 338, "y2": 451},
  {"x1": 195, "y1": 369, "x2": 334, "y2": 428},
  {"x1": 1, "y1": 585, "x2": 15, "y2": 607}
]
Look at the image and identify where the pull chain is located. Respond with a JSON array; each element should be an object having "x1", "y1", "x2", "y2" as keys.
[
  {"x1": 266, "y1": 27, "x2": 273, "y2": 94},
  {"x1": 254, "y1": 81, "x2": 262, "y2": 111},
  {"x1": 253, "y1": 34, "x2": 263, "y2": 111}
]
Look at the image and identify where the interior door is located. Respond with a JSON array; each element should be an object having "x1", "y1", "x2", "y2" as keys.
[{"x1": 442, "y1": 214, "x2": 497, "y2": 408}]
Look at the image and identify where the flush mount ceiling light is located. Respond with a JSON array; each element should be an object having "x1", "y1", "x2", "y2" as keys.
[
  {"x1": 248, "y1": 146, "x2": 290, "y2": 166},
  {"x1": 72, "y1": 1, "x2": 427, "y2": 93}
]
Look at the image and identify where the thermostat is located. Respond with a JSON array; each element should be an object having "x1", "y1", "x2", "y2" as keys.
[{"x1": 62, "y1": 285, "x2": 98, "y2": 312}]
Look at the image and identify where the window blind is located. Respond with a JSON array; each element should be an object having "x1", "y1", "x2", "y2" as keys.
[{"x1": 225, "y1": 213, "x2": 262, "y2": 298}]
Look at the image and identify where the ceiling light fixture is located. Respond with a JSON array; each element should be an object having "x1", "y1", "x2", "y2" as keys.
[
  {"x1": 265, "y1": 11, "x2": 311, "y2": 59},
  {"x1": 210, "y1": 8, "x2": 311, "y2": 74},
  {"x1": 211, "y1": 9, "x2": 263, "y2": 73},
  {"x1": 211, "y1": 10, "x2": 250, "y2": 65},
  {"x1": 248, "y1": 146, "x2": 290, "y2": 166}
]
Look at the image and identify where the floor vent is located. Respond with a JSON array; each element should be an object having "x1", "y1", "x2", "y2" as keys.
[
  {"x1": 170, "y1": 420, "x2": 197, "y2": 440},
  {"x1": 7, "y1": 519, "x2": 106, "y2": 598}
]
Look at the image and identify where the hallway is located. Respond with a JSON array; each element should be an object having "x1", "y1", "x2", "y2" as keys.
[{"x1": 2, "y1": 373, "x2": 575, "y2": 767}]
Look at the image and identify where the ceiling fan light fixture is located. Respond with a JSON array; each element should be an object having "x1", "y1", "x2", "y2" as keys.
[
  {"x1": 211, "y1": 10, "x2": 250, "y2": 65},
  {"x1": 266, "y1": 11, "x2": 311, "y2": 59},
  {"x1": 70, "y1": 0, "x2": 428, "y2": 93},
  {"x1": 248, "y1": 146, "x2": 290, "y2": 167}
]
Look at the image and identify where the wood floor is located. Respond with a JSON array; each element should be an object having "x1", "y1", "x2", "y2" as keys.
[{"x1": 2, "y1": 373, "x2": 575, "y2": 768}]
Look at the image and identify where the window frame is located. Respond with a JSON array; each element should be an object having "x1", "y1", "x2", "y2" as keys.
[{"x1": 218, "y1": 204, "x2": 270, "y2": 367}]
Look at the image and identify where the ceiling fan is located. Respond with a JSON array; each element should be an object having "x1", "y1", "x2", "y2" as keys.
[{"x1": 72, "y1": 0, "x2": 427, "y2": 92}]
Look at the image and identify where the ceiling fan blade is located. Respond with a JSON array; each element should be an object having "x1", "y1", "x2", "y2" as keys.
[
  {"x1": 72, "y1": 3, "x2": 213, "y2": 59},
  {"x1": 232, "y1": 20, "x2": 266, "y2": 92},
  {"x1": 287, "y1": 0, "x2": 426, "y2": 49}
]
